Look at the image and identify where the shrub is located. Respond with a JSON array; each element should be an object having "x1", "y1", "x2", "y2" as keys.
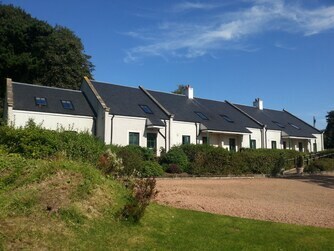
[
  {"x1": 140, "y1": 161, "x2": 164, "y2": 177},
  {"x1": 117, "y1": 146, "x2": 144, "y2": 176},
  {"x1": 296, "y1": 155, "x2": 304, "y2": 168},
  {"x1": 97, "y1": 149, "x2": 124, "y2": 176},
  {"x1": 119, "y1": 177, "x2": 158, "y2": 223},
  {"x1": 304, "y1": 158, "x2": 334, "y2": 173},
  {"x1": 166, "y1": 164, "x2": 182, "y2": 174},
  {"x1": 271, "y1": 154, "x2": 285, "y2": 177},
  {"x1": 160, "y1": 146, "x2": 189, "y2": 172}
]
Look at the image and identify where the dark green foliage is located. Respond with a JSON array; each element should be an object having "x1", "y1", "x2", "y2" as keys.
[
  {"x1": 172, "y1": 84, "x2": 187, "y2": 94},
  {"x1": 120, "y1": 178, "x2": 158, "y2": 223},
  {"x1": 0, "y1": 4, "x2": 94, "y2": 115},
  {"x1": 0, "y1": 122, "x2": 105, "y2": 163},
  {"x1": 324, "y1": 110, "x2": 334, "y2": 149},
  {"x1": 271, "y1": 154, "x2": 285, "y2": 177},
  {"x1": 117, "y1": 146, "x2": 144, "y2": 176},
  {"x1": 141, "y1": 161, "x2": 164, "y2": 177},
  {"x1": 166, "y1": 164, "x2": 182, "y2": 174},
  {"x1": 160, "y1": 146, "x2": 189, "y2": 172},
  {"x1": 296, "y1": 155, "x2": 304, "y2": 168},
  {"x1": 304, "y1": 158, "x2": 334, "y2": 173}
]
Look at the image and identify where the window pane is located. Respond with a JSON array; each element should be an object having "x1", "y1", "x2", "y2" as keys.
[
  {"x1": 194, "y1": 111, "x2": 208, "y2": 120},
  {"x1": 147, "y1": 133, "x2": 157, "y2": 149},
  {"x1": 271, "y1": 141, "x2": 277, "y2": 149},
  {"x1": 250, "y1": 139, "x2": 256, "y2": 149},
  {"x1": 139, "y1": 105, "x2": 153, "y2": 114},
  {"x1": 182, "y1": 135, "x2": 190, "y2": 145},
  {"x1": 221, "y1": 114, "x2": 234, "y2": 123},
  {"x1": 229, "y1": 138, "x2": 236, "y2": 152},
  {"x1": 35, "y1": 97, "x2": 47, "y2": 106},
  {"x1": 129, "y1": 132, "x2": 139, "y2": 145},
  {"x1": 61, "y1": 100, "x2": 74, "y2": 110}
]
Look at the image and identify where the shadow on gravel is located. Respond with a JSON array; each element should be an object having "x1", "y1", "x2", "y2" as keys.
[{"x1": 283, "y1": 175, "x2": 334, "y2": 189}]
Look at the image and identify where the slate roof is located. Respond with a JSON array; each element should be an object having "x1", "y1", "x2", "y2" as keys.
[
  {"x1": 12, "y1": 82, "x2": 94, "y2": 117},
  {"x1": 235, "y1": 104, "x2": 320, "y2": 138},
  {"x1": 147, "y1": 90, "x2": 262, "y2": 133},
  {"x1": 91, "y1": 81, "x2": 168, "y2": 126}
]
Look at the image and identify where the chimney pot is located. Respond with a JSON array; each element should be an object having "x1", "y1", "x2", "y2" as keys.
[{"x1": 253, "y1": 98, "x2": 263, "y2": 110}]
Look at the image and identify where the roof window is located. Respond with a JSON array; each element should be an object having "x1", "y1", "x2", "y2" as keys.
[
  {"x1": 35, "y1": 97, "x2": 47, "y2": 106},
  {"x1": 272, "y1": 121, "x2": 285, "y2": 128},
  {"x1": 289, "y1": 123, "x2": 301, "y2": 130},
  {"x1": 61, "y1": 100, "x2": 74, "y2": 110},
  {"x1": 195, "y1": 111, "x2": 209, "y2": 120},
  {"x1": 139, "y1": 104, "x2": 153, "y2": 114},
  {"x1": 220, "y1": 114, "x2": 234, "y2": 123}
]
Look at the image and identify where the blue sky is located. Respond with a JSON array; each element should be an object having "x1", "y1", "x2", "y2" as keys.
[{"x1": 3, "y1": 0, "x2": 334, "y2": 129}]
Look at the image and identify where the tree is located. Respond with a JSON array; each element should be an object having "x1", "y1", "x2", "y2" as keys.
[
  {"x1": 0, "y1": 4, "x2": 94, "y2": 115},
  {"x1": 324, "y1": 111, "x2": 334, "y2": 149},
  {"x1": 172, "y1": 84, "x2": 187, "y2": 94}
]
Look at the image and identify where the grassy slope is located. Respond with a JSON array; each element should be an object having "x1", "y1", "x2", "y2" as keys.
[{"x1": 0, "y1": 154, "x2": 333, "y2": 250}]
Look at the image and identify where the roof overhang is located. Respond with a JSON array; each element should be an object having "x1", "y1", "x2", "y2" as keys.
[
  {"x1": 281, "y1": 135, "x2": 315, "y2": 140},
  {"x1": 146, "y1": 118, "x2": 165, "y2": 129},
  {"x1": 201, "y1": 129, "x2": 250, "y2": 135}
]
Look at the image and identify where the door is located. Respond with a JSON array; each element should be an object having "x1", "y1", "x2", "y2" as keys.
[
  {"x1": 147, "y1": 133, "x2": 157, "y2": 150},
  {"x1": 229, "y1": 138, "x2": 236, "y2": 152}
]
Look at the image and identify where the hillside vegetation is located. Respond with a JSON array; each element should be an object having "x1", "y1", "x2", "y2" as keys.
[{"x1": 1, "y1": 154, "x2": 334, "y2": 250}]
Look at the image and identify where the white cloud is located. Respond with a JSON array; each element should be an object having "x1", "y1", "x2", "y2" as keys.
[
  {"x1": 124, "y1": 0, "x2": 334, "y2": 62},
  {"x1": 172, "y1": 1, "x2": 219, "y2": 12}
]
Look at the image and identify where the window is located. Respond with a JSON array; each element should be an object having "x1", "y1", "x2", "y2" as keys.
[
  {"x1": 129, "y1": 132, "x2": 139, "y2": 145},
  {"x1": 272, "y1": 121, "x2": 285, "y2": 128},
  {"x1": 229, "y1": 138, "x2": 236, "y2": 152},
  {"x1": 35, "y1": 97, "x2": 47, "y2": 106},
  {"x1": 147, "y1": 133, "x2": 157, "y2": 149},
  {"x1": 202, "y1": 136, "x2": 208, "y2": 145},
  {"x1": 271, "y1": 141, "x2": 277, "y2": 149},
  {"x1": 139, "y1": 104, "x2": 153, "y2": 114},
  {"x1": 289, "y1": 123, "x2": 301, "y2": 130},
  {"x1": 298, "y1": 142, "x2": 303, "y2": 152},
  {"x1": 61, "y1": 100, "x2": 74, "y2": 110},
  {"x1": 220, "y1": 114, "x2": 234, "y2": 123},
  {"x1": 283, "y1": 141, "x2": 287, "y2": 150},
  {"x1": 182, "y1": 135, "x2": 190, "y2": 145},
  {"x1": 194, "y1": 111, "x2": 208, "y2": 120},
  {"x1": 250, "y1": 139, "x2": 256, "y2": 149}
]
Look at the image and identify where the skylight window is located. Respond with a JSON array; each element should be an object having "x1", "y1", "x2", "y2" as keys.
[
  {"x1": 194, "y1": 111, "x2": 209, "y2": 120},
  {"x1": 61, "y1": 100, "x2": 74, "y2": 110},
  {"x1": 220, "y1": 114, "x2": 234, "y2": 123},
  {"x1": 139, "y1": 104, "x2": 153, "y2": 114},
  {"x1": 289, "y1": 123, "x2": 301, "y2": 130},
  {"x1": 272, "y1": 121, "x2": 285, "y2": 128},
  {"x1": 35, "y1": 97, "x2": 47, "y2": 106}
]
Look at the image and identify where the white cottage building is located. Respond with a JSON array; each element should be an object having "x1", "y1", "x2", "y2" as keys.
[{"x1": 3, "y1": 77, "x2": 324, "y2": 154}]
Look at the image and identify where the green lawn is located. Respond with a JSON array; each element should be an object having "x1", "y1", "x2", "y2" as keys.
[{"x1": 0, "y1": 154, "x2": 333, "y2": 250}]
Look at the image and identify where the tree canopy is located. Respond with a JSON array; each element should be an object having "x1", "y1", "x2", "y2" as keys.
[
  {"x1": 324, "y1": 111, "x2": 334, "y2": 149},
  {"x1": 0, "y1": 4, "x2": 94, "y2": 116},
  {"x1": 172, "y1": 84, "x2": 187, "y2": 94}
]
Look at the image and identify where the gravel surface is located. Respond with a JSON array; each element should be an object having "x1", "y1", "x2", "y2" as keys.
[{"x1": 155, "y1": 175, "x2": 334, "y2": 228}]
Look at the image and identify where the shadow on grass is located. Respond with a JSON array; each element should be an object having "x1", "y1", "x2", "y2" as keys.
[{"x1": 283, "y1": 175, "x2": 334, "y2": 189}]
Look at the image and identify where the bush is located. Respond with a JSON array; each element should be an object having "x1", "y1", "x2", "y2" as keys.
[
  {"x1": 117, "y1": 146, "x2": 144, "y2": 176},
  {"x1": 140, "y1": 161, "x2": 164, "y2": 177},
  {"x1": 271, "y1": 154, "x2": 285, "y2": 177},
  {"x1": 166, "y1": 164, "x2": 182, "y2": 174},
  {"x1": 304, "y1": 158, "x2": 334, "y2": 173},
  {"x1": 97, "y1": 149, "x2": 124, "y2": 176},
  {"x1": 160, "y1": 146, "x2": 189, "y2": 172},
  {"x1": 119, "y1": 177, "x2": 158, "y2": 223}
]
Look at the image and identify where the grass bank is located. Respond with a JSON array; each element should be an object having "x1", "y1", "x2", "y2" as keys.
[{"x1": 0, "y1": 154, "x2": 333, "y2": 250}]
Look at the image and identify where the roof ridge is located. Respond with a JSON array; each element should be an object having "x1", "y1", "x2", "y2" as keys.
[
  {"x1": 147, "y1": 88, "x2": 187, "y2": 97},
  {"x1": 283, "y1": 109, "x2": 322, "y2": 133},
  {"x1": 12, "y1": 82, "x2": 82, "y2": 93},
  {"x1": 91, "y1": 79, "x2": 139, "y2": 90}
]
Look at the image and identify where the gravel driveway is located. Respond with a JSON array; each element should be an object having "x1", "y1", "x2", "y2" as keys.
[{"x1": 155, "y1": 175, "x2": 334, "y2": 228}]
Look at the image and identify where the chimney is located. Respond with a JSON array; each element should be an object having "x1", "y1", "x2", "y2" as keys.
[
  {"x1": 253, "y1": 98, "x2": 263, "y2": 110},
  {"x1": 186, "y1": 85, "x2": 194, "y2": 99}
]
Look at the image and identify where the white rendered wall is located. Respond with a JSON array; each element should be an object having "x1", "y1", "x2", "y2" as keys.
[
  {"x1": 170, "y1": 120, "x2": 197, "y2": 146},
  {"x1": 266, "y1": 130, "x2": 282, "y2": 149},
  {"x1": 11, "y1": 110, "x2": 94, "y2": 133},
  {"x1": 245, "y1": 128, "x2": 262, "y2": 149},
  {"x1": 312, "y1": 134, "x2": 324, "y2": 152},
  {"x1": 111, "y1": 115, "x2": 166, "y2": 155}
]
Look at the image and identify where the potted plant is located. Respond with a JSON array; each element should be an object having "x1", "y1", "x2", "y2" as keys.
[{"x1": 296, "y1": 155, "x2": 304, "y2": 174}]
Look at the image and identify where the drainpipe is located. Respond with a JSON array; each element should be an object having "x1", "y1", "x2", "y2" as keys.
[
  {"x1": 110, "y1": 115, "x2": 115, "y2": 145},
  {"x1": 168, "y1": 115, "x2": 174, "y2": 151},
  {"x1": 261, "y1": 125, "x2": 267, "y2": 149}
]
